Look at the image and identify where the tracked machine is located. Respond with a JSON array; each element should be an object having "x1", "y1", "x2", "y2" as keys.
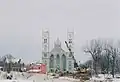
[{"x1": 65, "y1": 41, "x2": 91, "y2": 81}]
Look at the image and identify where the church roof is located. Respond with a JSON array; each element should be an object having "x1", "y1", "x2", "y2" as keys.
[
  {"x1": 0, "y1": 54, "x2": 23, "y2": 63},
  {"x1": 50, "y1": 47, "x2": 65, "y2": 53}
]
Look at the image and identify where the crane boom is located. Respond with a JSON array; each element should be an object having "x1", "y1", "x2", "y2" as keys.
[
  {"x1": 65, "y1": 41, "x2": 71, "y2": 52},
  {"x1": 65, "y1": 41, "x2": 73, "y2": 59}
]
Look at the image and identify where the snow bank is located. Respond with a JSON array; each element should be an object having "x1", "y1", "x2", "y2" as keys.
[
  {"x1": 90, "y1": 74, "x2": 120, "y2": 82},
  {"x1": 10, "y1": 71, "x2": 33, "y2": 80},
  {"x1": 0, "y1": 80, "x2": 34, "y2": 82},
  {"x1": 0, "y1": 71, "x2": 33, "y2": 80},
  {"x1": 59, "y1": 77, "x2": 80, "y2": 82},
  {"x1": 59, "y1": 74, "x2": 120, "y2": 82}
]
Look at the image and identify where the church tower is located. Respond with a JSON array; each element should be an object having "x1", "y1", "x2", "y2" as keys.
[
  {"x1": 67, "y1": 29, "x2": 74, "y2": 53},
  {"x1": 42, "y1": 29, "x2": 50, "y2": 71},
  {"x1": 67, "y1": 29, "x2": 75, "y2": 71}
]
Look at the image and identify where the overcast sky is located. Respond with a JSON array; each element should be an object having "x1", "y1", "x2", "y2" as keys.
[{"x1": 0, "y1": 0, "x2": 120, "y2": 63}]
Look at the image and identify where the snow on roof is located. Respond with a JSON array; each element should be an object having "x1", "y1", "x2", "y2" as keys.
[{"x1": 0, "y1": 54, "x2": 23, "y2": 63}]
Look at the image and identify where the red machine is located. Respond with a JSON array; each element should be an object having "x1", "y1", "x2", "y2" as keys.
[{"x1": 27, "y1": 63, "x2": 46, "y2": 74}]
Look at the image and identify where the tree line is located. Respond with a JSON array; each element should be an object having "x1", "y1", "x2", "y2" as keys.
[{"x1": 83, "y1": 39, "x2": 120, "y2": 78}]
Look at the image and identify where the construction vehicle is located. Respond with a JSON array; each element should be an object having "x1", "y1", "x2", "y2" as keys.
[
  {"x1": 73, "y1": 68, "x2": 91, "y2": 81},
  {"x1": 65, "y1": 41, "x2": 90, "y2": 81}
]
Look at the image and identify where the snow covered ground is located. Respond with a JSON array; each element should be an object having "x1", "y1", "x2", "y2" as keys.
[
  {"x1": 28, "y1": 74, "x2": 74, "y2": 82},
  {"x1": 0, "y1": 71, "x2": 78, "y2": 82},
  {"x1": 0, "y1": 71, "x2": 34, "y2": 82},
  {"x1": 59, "y1": 77, "x2": 80, "y2": 82},
  {"x1": 0, "y1": 80, "x2": 33, "y2": 82},
  {"x1": 90, "y1": 74, "x2": 120, "y2": 82},
  {"x1": 1, "y1": 71, "x2": 120, "y2": 82}
]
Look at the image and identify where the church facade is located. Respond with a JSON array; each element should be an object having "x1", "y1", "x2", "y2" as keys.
[{"x1": 42, "y1": 29, "x2": 74, "y2": 72}]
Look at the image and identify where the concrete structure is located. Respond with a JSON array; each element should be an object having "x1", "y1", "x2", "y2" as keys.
[{"x1": 42, "y1": 29, "x2": 74, "y2": 72}]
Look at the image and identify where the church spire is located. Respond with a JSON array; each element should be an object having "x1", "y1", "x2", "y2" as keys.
[{"x1": 54, "y1": 38, "x2": 61, "y2": 48}]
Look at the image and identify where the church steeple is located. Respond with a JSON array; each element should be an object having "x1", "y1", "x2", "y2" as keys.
[{"x1": 54, "y1": 38, "x2": 61, "y2": 48}]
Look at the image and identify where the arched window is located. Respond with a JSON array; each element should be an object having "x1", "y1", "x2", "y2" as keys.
[
  {"x1": 44, "y1": 60, "x2": 47, "y2": 65},
  {"x1": 69, "y1": 54, "x2": 72, "y2": 57},
  {"x1": 49, "y1": 54, "x2": 54, "y2": 68},
  {"x1": 44, "y1": 39, "x2": 47, "y2": 43},
  {"x1": 44, "y1": 53, "x2": 47, "y2": 57},
  {"x1": 61, "y1": 54, "x2": 66, "y2": 71},
  {"x1": 56, "y1": 54, "x2": 60, "y2": 69},
  {"x1": 68, "y1": 61, "x2": 72, "y2": 70}
]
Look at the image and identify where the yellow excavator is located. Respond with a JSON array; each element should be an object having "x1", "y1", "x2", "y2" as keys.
[
  {"x1": 65, "y1": 41, "x2": 90, "y2": 81},
  {"x1": 74, "y1": 68, "x2": 91, "y2": 81}
]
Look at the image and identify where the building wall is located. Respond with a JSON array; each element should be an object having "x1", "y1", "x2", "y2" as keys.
[
  {"x1": 66, "y1": 59, "x2": 74, "y2": 72},
  {"x1": 43, "y1": 52, "x2": 74, "y2": 72},
  {"x1": 42, "y1": 52, "x2": 50, "y2": 72},
  {"x1": 0, "y1": 62, "x2": 24, "y2": 72}
]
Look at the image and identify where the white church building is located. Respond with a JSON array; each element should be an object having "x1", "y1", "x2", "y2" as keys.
[{"x1": 42, "y1": 29, "x2": 75, "y2": 72}]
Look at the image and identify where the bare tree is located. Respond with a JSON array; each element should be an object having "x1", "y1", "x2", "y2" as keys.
[
  {"x1": 103, "y1": 42, "x2": 112, "y2": 74},
  {"x1": 115, "y1": 41, "x2": 120, "y2": 73},
  {"x1": 104, "y1": 42, "x2": 119, "y2": 78},
  {"x1": 84, "y1": 39, "x2": 103, "y2": 75},
  {"x1": 111, "y1": 48, "x2": 118, "y2": 78}
]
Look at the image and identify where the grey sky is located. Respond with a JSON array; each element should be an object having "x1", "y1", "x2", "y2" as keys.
[{"x1": 0, "y1": 0, "x2": 120, "y2": 63}]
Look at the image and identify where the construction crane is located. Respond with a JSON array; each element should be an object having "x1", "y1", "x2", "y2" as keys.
[
  {"x1": 65, "y1": 41, "x2": 78, "y2": 67},
  {"x1": 65, "y1": 41, "x2": 71, "y2": 52},
  {"x1": 65, "y1": 41, "x2": 74, "y2": 58}
]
